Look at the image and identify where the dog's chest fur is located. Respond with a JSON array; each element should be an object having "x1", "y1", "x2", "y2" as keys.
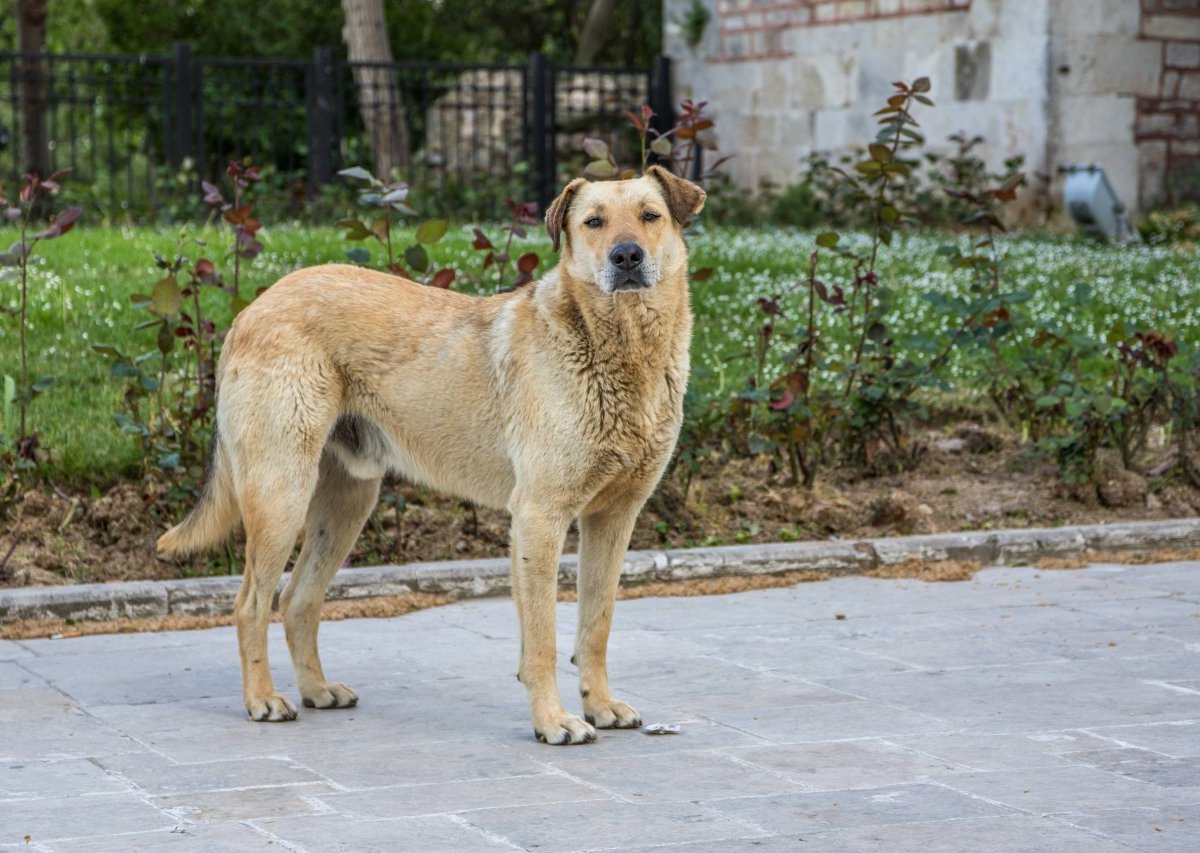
[{"x1": 533, "y1": 281, "x2": 690, "y2": 495}]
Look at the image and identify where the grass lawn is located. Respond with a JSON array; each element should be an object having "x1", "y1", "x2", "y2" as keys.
[{"x1": 1, "y1": 222, "x2": 1197, "y2": 482}]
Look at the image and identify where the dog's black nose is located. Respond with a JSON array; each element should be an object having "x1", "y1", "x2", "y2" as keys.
[{"x1": 609, "y1": 242, "x2": 644, "y2": 271}]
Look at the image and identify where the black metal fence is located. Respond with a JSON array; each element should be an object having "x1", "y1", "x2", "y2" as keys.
[{"x1": 0, "y1": 46, "x2": 672, "y2": 217}]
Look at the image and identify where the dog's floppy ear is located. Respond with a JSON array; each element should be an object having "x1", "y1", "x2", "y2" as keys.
[
  {"x1": 646, "y1": 165, "x2": 706, "y2": 225},
  {"x1": 545, "y1": 177, "x2": 589, "y2": 253}
]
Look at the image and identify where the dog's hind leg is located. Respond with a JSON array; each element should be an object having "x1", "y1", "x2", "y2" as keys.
[
  {"x1": 226, "y1": 370, "x2": 334, "y2": 723},
  {"x1": 575, "y1": 505, "x2": 643, "y2": 729},
  {"x1": 281, "y1": 451, "x2": 380, "y2": 710},
  {"x1": 235, "y1": 478, "x2": 312, "y2": 723}
]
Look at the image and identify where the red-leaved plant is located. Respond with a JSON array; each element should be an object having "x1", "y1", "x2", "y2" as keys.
[
  {"x1": 471, "y1": 199, "x2": 541, "y2": 292},
  {"x1": 0, "y1": 171, "x2": 82, "y2": 467}
]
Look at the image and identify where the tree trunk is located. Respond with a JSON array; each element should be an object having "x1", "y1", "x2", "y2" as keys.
[
  {"x1": 340, "y1": 0, "x2": 410, "y2": 180},
  {"x1": 14, "y1": 0, "x2": 50, "y2": 178},
  {"x1": 575, "y1": 0, "x2": 616, "y2": 66}
]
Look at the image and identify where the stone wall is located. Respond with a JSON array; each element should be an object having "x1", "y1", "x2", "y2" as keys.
[
  {"x1": 1133, "y1": 0, "x2": 1200, "y2": 208},
  {"x1": 666, "y1": 0, "x2": 1191, "y2": 215}
]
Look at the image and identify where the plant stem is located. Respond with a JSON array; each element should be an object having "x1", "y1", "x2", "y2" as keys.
[
  {"x1": 231, "y1": 183, "x2": 242, "y2": 303},
  {"x1": 785, "y1": 438, "x2": 801, "y2": 486},
  {"x1": 17, "y1": 217, "x2": 29, "y2": 441}
]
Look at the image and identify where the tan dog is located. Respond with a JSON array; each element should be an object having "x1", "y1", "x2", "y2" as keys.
[{"x1": 158, "y1": 166, "x2": 705, "y2": 744}]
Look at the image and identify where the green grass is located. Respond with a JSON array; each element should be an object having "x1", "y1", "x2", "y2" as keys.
[{"x1": 2, "y1": 223, "x2": 1197, "y2": 481}]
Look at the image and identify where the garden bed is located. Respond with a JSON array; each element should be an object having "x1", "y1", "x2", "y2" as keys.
[
  {"x1": 4, "y1": 424, "x2": 1197, "y2": 588},
  {"x1": 2, "y1": 225, "x2": 1198, "y2": 586}
]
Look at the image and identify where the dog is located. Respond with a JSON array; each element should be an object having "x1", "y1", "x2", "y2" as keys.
[{"x1": 157, "y1": 165, "x2": 705, "y2": 745}]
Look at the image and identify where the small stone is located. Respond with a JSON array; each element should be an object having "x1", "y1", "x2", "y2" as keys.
[
  {"x1": 1097, "y1": 469, "x2": 1149, "y2": 509},
  {"x1": 785, "y1": 492, "x2": 811, "y2": 513},
  {"x1": 955, "y1": 425, "x2": 1003, "y2": 454}
]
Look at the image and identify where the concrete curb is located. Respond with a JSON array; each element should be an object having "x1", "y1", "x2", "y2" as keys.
[{"x1": 3, "y1": 518, "x2": 1199, "y2": 624}]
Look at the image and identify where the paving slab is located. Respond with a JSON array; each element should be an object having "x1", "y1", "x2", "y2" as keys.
[{"x1": 1, "y1": 561, "x2": 1198, "y2": 851}]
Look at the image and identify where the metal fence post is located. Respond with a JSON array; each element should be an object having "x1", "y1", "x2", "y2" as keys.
[
  {"x1": 308, "y1": 45, "x2": 335, "y2": 194},
  {"x1": 650, "y1": 55, "x2": 674, "y2": 162},
  {"x1": 527, "y1": 52, "x2": 553, "y2": 212},
  {"x1": 171, "y1": 42, "x2": 194, "y2": 167}
]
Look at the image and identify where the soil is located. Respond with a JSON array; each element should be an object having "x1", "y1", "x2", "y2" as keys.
[{"x1": 3, "y1": 423, "x2": 1199, "y2": 589}]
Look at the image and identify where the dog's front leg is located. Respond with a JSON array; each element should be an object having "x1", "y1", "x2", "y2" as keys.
[
  {"x1": 575, "y1": 505, "x2": 643, "y2": 729},
  {"x1": 511, "y1": 505, "x2": 596, "y2": 745}
]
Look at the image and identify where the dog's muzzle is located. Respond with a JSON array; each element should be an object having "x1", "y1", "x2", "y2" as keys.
[{"x1": 608, "y1": 242, "x2": 650, "y2": 291}]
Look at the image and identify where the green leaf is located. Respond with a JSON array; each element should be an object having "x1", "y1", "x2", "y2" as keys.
[
  {"x1": 815, "y1": 231, "x2": 840, "y2": 249},
  {"x1": 2, "y1": 375, "x2": 15, "y2": 436},
  {"x1": 337, "y1": 166, "x2": 376, "y2": 183},
  {"x1": 868, "y1": 143, "x2": 892, "y2": 163},
  {"x1": 912, "y1": 77, "x2": 931, "y2": 93},
  {"x1": 584, "y1": 159, "x2": 617, "y2": 179},
  {"x1": 90, "y1": 344, "x2": 123, "y2": 359},
  {"x1": 582, "y1": 138, "x2": 610, "y2": 159},
  {"x1": 344, "y1": 247, "x2": 371, "y2": 265},
  {"x1": 337, "y1": 219, "x2": 373, "y2": 241},
  {"x1": 854, "y1": 160, "x2": 882, "y2": 175},
  {"x1": 230, "y1": 295, "x2": 250, "y2": 317},
  {"x1": 31, "y1": 375, "x2": 55, "y2": 393},
  {"x1": 157, "y1": 321, "x2": 175, "y2": 355},
  {"x1": 110, "y1": 359, "x2": 140, "y2": 379},
  {"x1": 1035, "y1": 394, "x2": 1060, "y2": 409},
  {"x1": 151, "y1": 276, "x2": 181, "y2": 317},
  {"x1": 404, "y1": 243, "x2": 430, "y2": 273},
  {"x1": 370, "y1": 217, "x2": 390, "y2": 241},
  {"x1": 113, "y1": 413, "x2": 144, "y2": 434},
  {"x1": 650, "y1": 136, "x2": 672, "y2": 156},
  {"x1": 880, "y1": 205, "x2": 900, "y2": 223},
  {"x1": 415, "y1": 219, "x2": 448, "y2": 245}
]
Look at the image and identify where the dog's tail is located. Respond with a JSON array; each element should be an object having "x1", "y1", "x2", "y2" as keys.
[{"x1": 157, "y1": 428, "x2": 240, "y2": 558}]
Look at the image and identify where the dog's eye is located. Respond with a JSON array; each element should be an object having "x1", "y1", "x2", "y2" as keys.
[
  {"x1": 585, "y1": 217, "x2": 603, "y2": 229},
  {"x1": 642, "y1": 212, "x2": 661, "y2": 223}
]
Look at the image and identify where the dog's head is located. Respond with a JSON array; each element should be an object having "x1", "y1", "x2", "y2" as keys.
[{"x1": 545, "y1": 166, "x2": 706, "y2": 294}]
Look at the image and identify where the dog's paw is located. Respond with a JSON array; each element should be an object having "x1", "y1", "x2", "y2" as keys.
[
  {"x1": 533, "y1": 711, "x2": 597, "y2": 745},
  {"x1": 245, "y1": 693, "x2": 298, "y2": 722},
  {"x1": 583, "y1": 697, "x2": 642, "y2": 729},
  {"x1": 302, "y1": 682, "x2": 358, "y2": 710}
]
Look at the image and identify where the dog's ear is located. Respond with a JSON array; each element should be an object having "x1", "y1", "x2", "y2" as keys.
[
  {"x1": 545, "y1": 177, "x2": 589, "y2": 253},
  {"x1": 646, "y1": 165, "x2": 706, "y2": 225}
]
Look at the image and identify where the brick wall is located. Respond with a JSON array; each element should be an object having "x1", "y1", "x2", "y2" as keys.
[{"x1": 715, "y1": 0, "x2": 972, "y2": 62}]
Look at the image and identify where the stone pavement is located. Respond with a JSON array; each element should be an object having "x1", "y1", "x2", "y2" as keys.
[{"x1": 1, "y1": 561, "x2": 1198, "y2": 852}]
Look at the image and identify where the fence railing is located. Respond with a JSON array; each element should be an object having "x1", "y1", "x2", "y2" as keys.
[{"x1": 0, "y1": 46, "x2": 671, "y2": 217}]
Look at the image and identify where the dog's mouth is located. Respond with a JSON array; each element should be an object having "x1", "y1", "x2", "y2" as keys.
[{"x1": 612, "y1": 277, "x2": 651, "y2": 292}]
